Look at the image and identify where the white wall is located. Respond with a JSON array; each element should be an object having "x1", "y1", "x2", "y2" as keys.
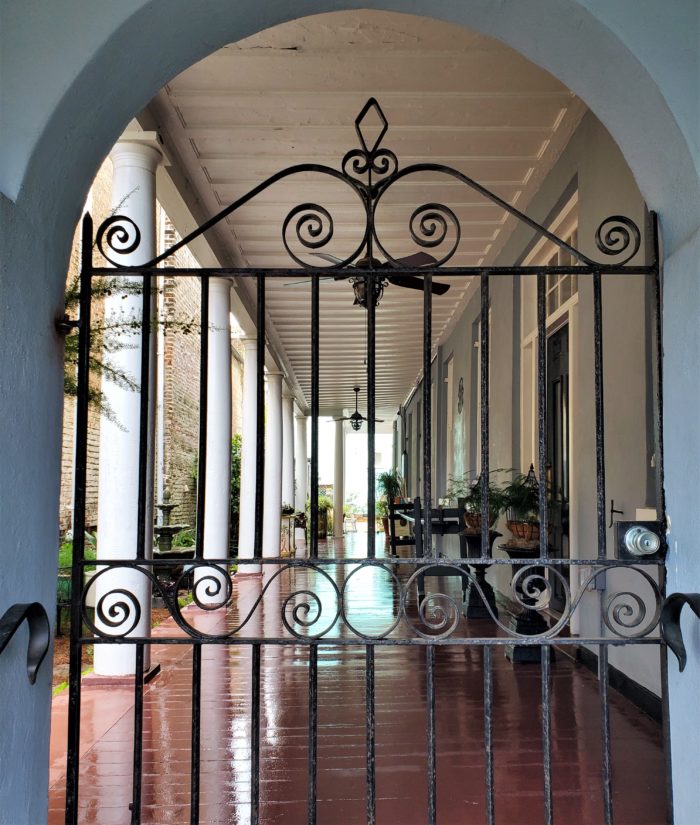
[{"x1": 405, "y1": 111, "x2": 663, "y2": 693}]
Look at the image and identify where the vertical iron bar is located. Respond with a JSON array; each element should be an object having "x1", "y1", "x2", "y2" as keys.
[
  {"x1": 426, "y1": 645, "x2": 436, "y2": 825},
  {"x1": 649, "y1": 214, "x2": 666, "y2": 522},
  {"x1": 366, "y1": 645, "x2": 376, "y2": 825},
  {"x1": 65, "y1": 213, "x2": 93, "y2": 825},
  {"x1": 255, "y1": 275, "x2": 265, "y2": 557},
  {"x1": 593, "y1": 270, "x2": 607, "y2": 559},
  {"x1": 537, "y1": 273, "x2": 548, "y2": 558},
  {"x1": 251, "y1": 643, "x2": 261, "y2": 825},
  {"x1": 311, "y1": 274, "x2": 320, "y2": 557},
  {"x1": 650, "y1": 214, "x2": 673, "y2": 823},
  {"x1": 541, "y1": 646, "x2": 553, "y2": 825},
  {"x1": 367, "y1": 272, "x2": 376, "y2": 558},
  {"x1": 480, "y1": 273, "x2": 490, "y2": 558},
  {"x1": 190, "y1": 645, "x2": 202, "y2": 825},
  {"x1": 191, "y1": 280, "x2": 207, "y2": 824},
  {"x1": 136, "y1": 270, "x2": 152, "y2": 560},
  {"x1": 423, "y1": 274, "x2": 432, "y2": 556},
  {"x1": 194, "y1": 277, "x2": 210, "y2": 559},
  {"x1": 132, "y1": 262, "x2": 152, "y2": 825},
  {"x1": 483, "y1": 646, "x2": 495, "y2": 825},
  {"x1": 599, "y1": 644, "x2": 614, "y2": 825},
  {"x1": 130, "y1": 643, "x2": 145, "y2": 825},
  {"x1": 308, "y1": 645, "x2": 318, "y2": 825}
]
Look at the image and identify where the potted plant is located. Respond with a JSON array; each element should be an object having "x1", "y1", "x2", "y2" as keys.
[
  {"x1": 376, "y1": 497, "x2": 390, "y2": 536},
  {"x1": 446, "y1": 471, "x2": 507, "y2": 531},
  {"x1": 306, "y1": 493, "x2": 333, "y2": 539},
  {"x1": 377, "y1": 470, "x2": 404, "y2": 504},
  {"x1": 502, "y1": 464, "x2": 547, "y2": 542},
  {"x1": 281, "y1": 502, "x2": 295, "y2": 516}
]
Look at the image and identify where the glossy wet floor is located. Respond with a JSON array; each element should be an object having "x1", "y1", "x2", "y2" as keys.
[{"x1": 48, "y1": 537, "x2": 667, "y2": 825}]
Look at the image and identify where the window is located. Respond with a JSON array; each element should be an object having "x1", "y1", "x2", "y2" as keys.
[
  {"x1": 445, "y1": 355, "x2": 454, "y2": 483},
  {"x1": 545, "y1": 228, "x2": 578, "y2": 316}
]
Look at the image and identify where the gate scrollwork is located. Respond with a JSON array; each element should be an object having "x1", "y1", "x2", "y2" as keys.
[{"x1": 79, "y1": 558, "x2": 663, "y2": 645}]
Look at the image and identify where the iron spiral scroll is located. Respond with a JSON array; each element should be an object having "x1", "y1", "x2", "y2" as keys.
[
  {"x1": 93, "y1": 98, "x2": 646, "y2": 273},
  {"x1": 81, "y1": 559, "x2": 663, "y2": 645}
]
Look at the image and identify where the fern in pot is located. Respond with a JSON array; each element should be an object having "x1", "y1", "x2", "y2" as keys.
[
  {"x1": 502, "y1": 464, "x2": 548, "y2": 542},
  {"x1": 446, "y1": 471, "x2": 507, "y2": 531}
]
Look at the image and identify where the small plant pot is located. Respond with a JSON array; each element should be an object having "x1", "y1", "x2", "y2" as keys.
[
  {"x1": 507, "y1": 520, "x2": 540, "y2": 542},
  {"x1": 464, "y1": 513, "x2": 497, "y2": 531},
  {"x1": 382, "y1": 516, "x2": 390, "y2": 537}
]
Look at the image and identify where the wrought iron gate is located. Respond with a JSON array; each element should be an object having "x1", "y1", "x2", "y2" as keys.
[{"x1": 66, "y1": 99, "x2": 670, "y2": 825}]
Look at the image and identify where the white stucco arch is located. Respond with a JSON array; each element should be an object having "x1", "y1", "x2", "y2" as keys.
[{"x1": 1, "y1": 2, "x2": 698, "y2": 822}]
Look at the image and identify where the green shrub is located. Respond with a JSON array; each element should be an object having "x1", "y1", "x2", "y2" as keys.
[{"x1": 58, "y1": 539, "x2": 97, "y2": 572}]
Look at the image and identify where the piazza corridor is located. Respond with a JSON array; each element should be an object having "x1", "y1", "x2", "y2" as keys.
[{"x1": 47, "y1": 535, "x2": 667, "y2": 825}]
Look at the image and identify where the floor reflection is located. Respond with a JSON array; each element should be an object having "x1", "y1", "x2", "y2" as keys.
[{"x1": 48, "y1": 534, "x2": 667, "y2": 824}]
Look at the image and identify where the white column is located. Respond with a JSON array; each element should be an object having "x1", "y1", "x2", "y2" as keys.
[
  {"x1": 281, "y1": 390, "x2": 295, "y2": 510},
  {"x1": 334, "y1": 418, "x2": 345, "y2": 538},
  {"x1": 295, "y1": 415, "x2": 308, "y2": 512},
  {"x1": 195, "y1": 279, "x2": 232, "y2": 603},
  {"x1": 95, "y1": 138, "x2": 162, "y2": 676},
  {"x1": 238, "y1": 336, "x2": 259, "y2": 572},
  {"x1": 262, "y1": 371, "x2": 283, "y2": 557}
]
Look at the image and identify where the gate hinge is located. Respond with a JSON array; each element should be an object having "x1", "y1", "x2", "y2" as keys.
[{"x1": 55, "y1": 314, "x2": 81, "y2": 336}]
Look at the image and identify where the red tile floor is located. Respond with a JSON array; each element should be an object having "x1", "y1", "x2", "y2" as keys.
[{"x1": 48, "y1": 535, "x2": 668, "y2": 824}]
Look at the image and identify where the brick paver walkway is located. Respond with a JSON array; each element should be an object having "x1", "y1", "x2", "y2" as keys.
[{"x1": 48, "y1": 535, "x2": 667, "y2": 824}]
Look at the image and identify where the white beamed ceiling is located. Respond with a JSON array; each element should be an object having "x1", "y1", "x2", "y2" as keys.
[{"x1": 148, "y1": 11, "x2": 585, "y2": 415}]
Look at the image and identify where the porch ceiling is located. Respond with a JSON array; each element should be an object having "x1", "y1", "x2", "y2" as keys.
[{"x1": 145, "y1": 11, "x2": 585, "y2": 416}]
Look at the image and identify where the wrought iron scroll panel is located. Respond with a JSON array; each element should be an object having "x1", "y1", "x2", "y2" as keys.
[{"x1": 66, "y1": 99, "x2": 666, "y2": 825}]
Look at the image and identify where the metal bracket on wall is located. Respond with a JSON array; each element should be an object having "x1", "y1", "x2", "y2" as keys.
[
  {"x1": 661, "y1": 593, "x2": 700, "y2": 672},
  {"x1": 0, "y1": 602, "x2": 51, "y2": 684}
]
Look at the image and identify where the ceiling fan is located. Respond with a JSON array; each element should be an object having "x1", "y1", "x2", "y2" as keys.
[
  {"x1": 333, "y1": 385, "x2": 385, "y2": 431},
  {"x1": 285, "y1": 251, "x2": 451, "y2": 307}
]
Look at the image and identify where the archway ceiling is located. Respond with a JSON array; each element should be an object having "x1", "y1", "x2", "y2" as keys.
[{"x1": 145, "y1": 11, "x2": 585, "y2": 416}]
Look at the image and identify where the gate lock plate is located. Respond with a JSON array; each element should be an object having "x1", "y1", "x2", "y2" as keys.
[{"x1": 616, "y1": 521, "x2": 666, "y2": 561}]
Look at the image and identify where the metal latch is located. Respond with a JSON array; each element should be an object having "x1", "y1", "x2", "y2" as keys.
[{"x1": 615, "y1": 521, "x2": 665, "y2": 560}]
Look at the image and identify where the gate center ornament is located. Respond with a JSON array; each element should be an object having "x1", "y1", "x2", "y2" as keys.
[{"x1": 94, "y1": 98, "x2": 643, "y2": 275}]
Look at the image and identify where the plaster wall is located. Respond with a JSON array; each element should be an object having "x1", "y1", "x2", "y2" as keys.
[
  {"x1": 0, "y1": 2, "x2": 698, "y2": 822},
  {"x1": 403, "y1": 111, "x2": 661, "y2": 693}
]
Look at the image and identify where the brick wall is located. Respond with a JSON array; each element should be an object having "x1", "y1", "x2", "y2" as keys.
[
  {"x1": 59, "y1": 175, "x2": 244, "y2": 538},
  {"x1": 59, "y1": 159, "x2": 113, "y2": 534},
  {"x1": 159, "y1": 218, "x2": 201, "y2": 525}
]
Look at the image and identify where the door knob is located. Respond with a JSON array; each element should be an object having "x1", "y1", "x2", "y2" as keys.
[
  {"x1": 616, "y1": 521, "x2": 665, "y2": 560},
  {"x1": 624, "y1": 525, "x2": 661, "y2": 557}
]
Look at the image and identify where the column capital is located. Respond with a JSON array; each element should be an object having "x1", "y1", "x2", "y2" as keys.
[
  {"x1": 241, "y1": 335, "x2": 257, "y2": 351},
  {"x1": 110, "y1": 133, "x2": 163, "y2": 172},
  {"x1": 209, "y1": 278, "x2": 232, "y2": 295}
]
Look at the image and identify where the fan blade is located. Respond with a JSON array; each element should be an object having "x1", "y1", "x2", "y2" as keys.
[
  {"x1": 309, "y1": 252, "x2": 357, "y2": 281},
  {"x1": 386, "y1": 251, "x2": 438, "y2": 268},
  {"x1": 284, "y1": 275, "x2": 336, "y2": 287},
  {"x1": 387, "y1": 274, "x2": 450, "y2": 295},
  {"x1": 310, "y1": 252, "x2": 345, "y2": 265},
  {"x1": 332, "y1": 416, "x2": 351, "y2": 421}
]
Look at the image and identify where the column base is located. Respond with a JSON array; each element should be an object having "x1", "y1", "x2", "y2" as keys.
[
  {"x1": 463, "y1": 567, "x2": 498, "y2": 620},
  {"x1": 82, "y1": 663, "x2": 161, "y2": 687},
  {"x1": 505, "y1": 611, "x2": 554, "y2": 664}
]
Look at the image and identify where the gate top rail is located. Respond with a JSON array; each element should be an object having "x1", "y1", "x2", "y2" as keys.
[{"x1": 91, "y1": 98, "x2": 649, "y2": 275}]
